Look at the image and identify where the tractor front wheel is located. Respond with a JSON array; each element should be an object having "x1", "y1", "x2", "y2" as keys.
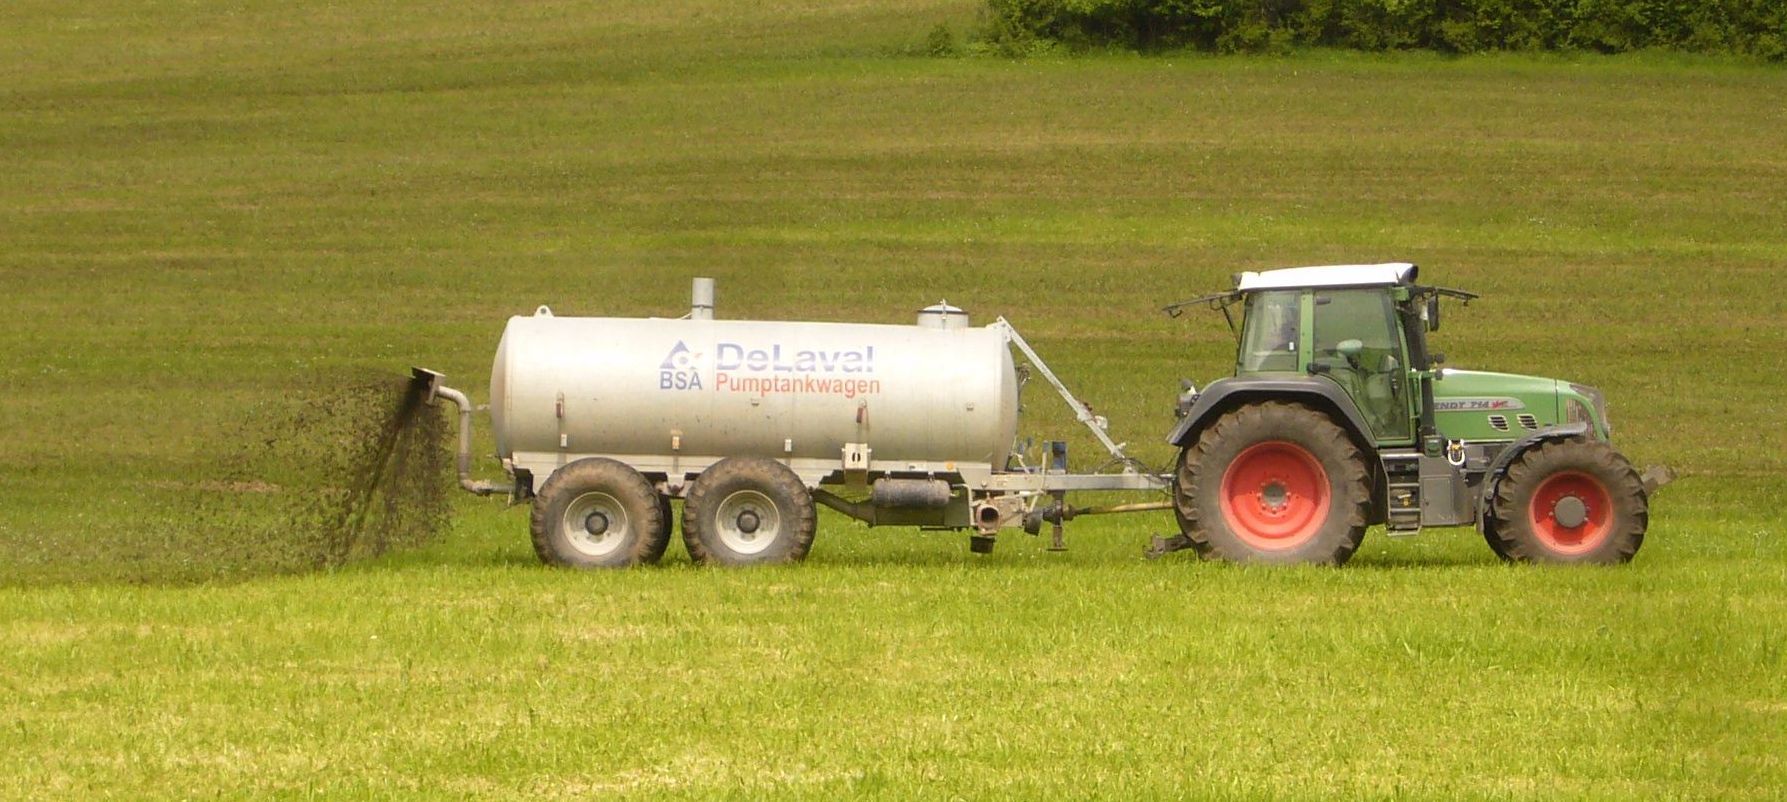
[
  {"x1": 1485, "y1": 438, "x2": 1647, "y2": 564},
  {"x1": 1173, "y1": 401, "x2": 1371, "y2": 565}
]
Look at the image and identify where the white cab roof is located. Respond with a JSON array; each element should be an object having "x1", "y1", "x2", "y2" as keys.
[{"x1": 1235, "y1": 263, "x2": 1417, "y2": 292}]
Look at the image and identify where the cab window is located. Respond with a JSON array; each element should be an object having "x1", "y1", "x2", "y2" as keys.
[
  {"x1": 1238, "y1": 291, "x2": 1300, "y2": 373},
  {"x1": 1311, "y1": 289, "x2": 1410, "y2": 439}
]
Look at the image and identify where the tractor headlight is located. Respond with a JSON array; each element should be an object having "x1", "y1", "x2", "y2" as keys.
[
  {"x1": 1565, "y1": 398, "x2": 1589, "y2": 424},
  {"x1": 1175, "y1": 381, "x2": 1198, "y2": 419},
  {"x1": 1568, "y1": 383, "x2": 1611, "y2": 436}
]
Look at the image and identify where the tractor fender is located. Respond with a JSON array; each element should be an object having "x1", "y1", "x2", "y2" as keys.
[
  {"x1": 1476, "y1": 422, "x2": 1591, "y2": 529},
  {"x1": 1165, "y1": 376, "x2": 1377, "y2": 452}
]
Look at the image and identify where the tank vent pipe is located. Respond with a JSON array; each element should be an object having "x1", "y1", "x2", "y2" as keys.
[{"x1": 691, "y1": 277, "x2": 715, "y2": 320}]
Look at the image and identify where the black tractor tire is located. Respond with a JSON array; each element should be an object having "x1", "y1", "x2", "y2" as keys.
[
  {"x1": 1481, "y1": 518, "x2": 1515, "y2": 562},
  {"x1": 1173, "y1": 401, "x2": 1372, "y2": 565},
  {"x1": 1484, "y1": 438, "x2": 1646, "y2": 564},
  {"x1": 682, "y1": 457, "x2": 816, "y2": 566},
  {"x1": 529, "y1": 458, "x2": 669, "y2": 569}
]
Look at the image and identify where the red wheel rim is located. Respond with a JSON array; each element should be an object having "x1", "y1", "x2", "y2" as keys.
[
  {"x1": 1527, "y1": 471, "x2": 1614, "y2": 555},
  {"x1": 1218, "y1": 441, "x2": 1331, "y2": 551}
]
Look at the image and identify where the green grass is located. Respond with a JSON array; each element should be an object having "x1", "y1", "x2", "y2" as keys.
[{"x1": 3, "y1": 1, "x2": 1786, "y2": 798}]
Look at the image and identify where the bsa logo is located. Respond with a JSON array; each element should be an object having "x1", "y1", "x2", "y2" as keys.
[{"x1": 659, "y1": 341, "x2": 703, "y2": 390}]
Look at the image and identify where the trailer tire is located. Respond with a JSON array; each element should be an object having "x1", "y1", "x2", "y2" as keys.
[
  {"x1": 1173, "y1": 401, "x2": 1370, "y2": 565},
  {"x1": 530, "y1": 458, "x2": 668, "y2": 569},
  {"x1": 1485, "y1": 438, "x2": 1646, "y2": 564},
  {"x1": 656, "y1": 493, "x2": 675, "y2": 560},
  {"x1": 682, "y1": 457, "x2": 815, "y2": 566}
]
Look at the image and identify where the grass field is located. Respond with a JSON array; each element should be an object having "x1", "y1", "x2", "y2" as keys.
[{"x1": 3, "y1": 1, "x2": 1786, "y2": 798}]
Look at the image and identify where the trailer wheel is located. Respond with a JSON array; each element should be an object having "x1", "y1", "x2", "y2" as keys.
[
  {"x1": 529, "y1": 458, "x2": 668, "y2": 569},
  {"x1": 1173, "y1": 401, "x2": 1371, "y2": 565},
  {"x1": 657, "y1": 493, "x2": 675, "y2": 558},
  {"x1": 682, "y1": 457, "x2": 816, "y2": 566},
  {"x1": 1486, "y1": 438, "x2": 1646, "y2": 564}
]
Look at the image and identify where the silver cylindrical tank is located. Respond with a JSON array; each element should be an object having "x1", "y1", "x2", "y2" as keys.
[{"x1": 489, "y1": 309, "x2": 1018, "y2": 471}]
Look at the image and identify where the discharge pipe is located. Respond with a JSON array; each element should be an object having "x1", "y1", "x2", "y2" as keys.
[{"x1": 412, "y1": 368, "x2": 513, "y2": 497}]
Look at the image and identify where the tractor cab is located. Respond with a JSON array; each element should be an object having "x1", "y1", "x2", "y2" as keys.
[
  {"x1": 1231, "y1": 265, "x2": 1427, "y2": 444},
  {"x1": 1173, "y1": 263, "x2": 1463, "y2": 446},
  {"x1": 1160, "y1": 263, "x2": 1655, "y2": 567}
]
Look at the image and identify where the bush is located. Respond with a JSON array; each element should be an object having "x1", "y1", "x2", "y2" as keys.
[
  {"x1": 979, "y1": 0, "x2": 1787, "y2": 59},
  {"x1": 926, "y1": 22, "x2": 962, "y2": 56}
]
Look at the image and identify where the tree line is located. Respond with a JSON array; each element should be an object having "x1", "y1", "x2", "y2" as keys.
[{"x1": 976, "y1": 0, "x2": 1787, "y2": 59}]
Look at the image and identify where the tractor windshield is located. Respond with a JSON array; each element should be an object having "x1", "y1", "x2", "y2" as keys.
[{"x1": 1238, "y1": 291, "x2": 1300, "y2": 373}]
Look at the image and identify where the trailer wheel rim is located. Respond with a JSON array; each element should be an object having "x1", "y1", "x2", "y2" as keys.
[
  {"x1": 714, "y1": 490, "x2": 781, "y2": 555},
  {"x1": 1218, "y1": 441, "x2": 1331, "y2": 551},
  {"x1": 562, "y1": 491, "x2": 631, "y2": 558},
  {"x1": 1527, "y1": 471, "x2": 1613, "y2": 555}
]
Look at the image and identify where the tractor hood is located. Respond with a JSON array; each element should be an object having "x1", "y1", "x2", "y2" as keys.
[
  {"x1": 1434, "y1": 369, "x2": 1559, "y2": 402},
  {"x1": 1431, "y1": 369, "x2": 1564, "y2": 440}
]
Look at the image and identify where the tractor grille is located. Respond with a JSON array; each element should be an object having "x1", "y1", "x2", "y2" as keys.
[
  {"x1": 1487, "y1": 415, "x2": 1510, "y2": 431},
  {"x1": 1518, "y1": 414, "x2": 1540, "y2": 430}
]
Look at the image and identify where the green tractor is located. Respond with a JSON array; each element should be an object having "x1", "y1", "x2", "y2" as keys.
[{"x1": 1160, "y1": 263, "x2": 1666, "y2": 566}]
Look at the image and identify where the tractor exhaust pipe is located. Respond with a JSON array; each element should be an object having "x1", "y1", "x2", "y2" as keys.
[{"x1": 410, "y1": 367, "x2": 513, "y2": 497}]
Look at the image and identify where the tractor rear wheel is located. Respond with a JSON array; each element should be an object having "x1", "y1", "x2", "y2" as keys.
[
  {"x1": 530, "y1": 458, "x2": 669, "y2": 568},
  {"x1": 682, "y1": 457, "x2": 816, "y2": 566},
  {"x1": 1174, "y1": 401, "x2": 1371, "y2": 565},
  {"x1": 1485, "y1": 438, "x2": 1646, "y2": 564}
]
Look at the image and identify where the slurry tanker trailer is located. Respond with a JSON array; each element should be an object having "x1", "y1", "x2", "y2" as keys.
[{"x1": 415, "y1": 264, "x2": 1666, "y2": 568}]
